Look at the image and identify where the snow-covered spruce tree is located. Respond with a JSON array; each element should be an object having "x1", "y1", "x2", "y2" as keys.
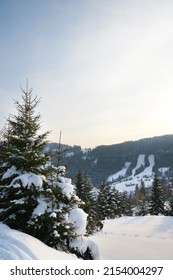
[
  {"x1": 97, "y1": 180, "x2": 121, "y2": 220},
  {"x1": 28, "y1": 165, "x2": 98, "y2": 259},
  {"x1": 28, "y1": 167, "x2": 86, "y2": 249},
  {"x1": 0, "y1": 86, "x2": 98, "y2": 259},
  {"x1": 165, "y1": 179, "x2": 173, "y2": 216},
  {"x1": 119, "y1": 191, "x2": 134, "y2": 216},
  {"x1": 74, "y1": 171, "x2": 103, "y2": 234},
  {"x1": 74, "y1": 170, "x2": 85, "y2": 200},
  {"x1": 0, "y1": 85, "x2": 49, "y2": 231},
  {"x1": 108, "y1": 187, "x2": 122, "y2": 218},
  {"x1": 136, "y1": 184, "x2": 149, "y2": 216},
  {"x1": 149, "y1": 173, "x2": 165, "y2": 215},
  {"x1": 26, "y1": 141, "x2": 97, "y2": 257},
  {"x1": 97, "y1": 180, "x2": 110, "y2": 220}
]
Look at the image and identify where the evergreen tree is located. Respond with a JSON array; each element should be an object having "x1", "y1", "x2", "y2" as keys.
[
  {"x1": 119, "y1": 191, "x2": 133, "y2": 216},
  {"x1": 74, "y1": 170, "x2": 86, "y2": 201},
  {"x1": 0, "y1": 84, "x2": 96, "y2": 259},
  {"x1": 7, "y1": 87, "x2": 49, "y2": 174},
  {"x1": 97, "y1": 180, "x2": 120, "y2": 220},
  {"x1": 166, "y1": 179, "x2": 173, "y2": 216},
  {"x1": 0, "y1": 85, "x2": 49, "y2": 231},
  {"x1": 96, "y1": 180, "x2": 109, "y2": 220},
  {"x1": 136, "y1": 183, "x2": 149, "y2": 216},
  {"x1": 107, "y1": 187, "x2": 122, "y2": 218},
  {"x1": 74, "y1": 171, "x2": 102, "y2": 234},
  {"x1": 149, "y1": 174, "x2": 165, "y2": 215},
  {"x1": 28, "y1": 166, "x2": 87, "y2": 252}
]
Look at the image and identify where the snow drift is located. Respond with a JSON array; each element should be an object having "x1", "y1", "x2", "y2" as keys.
[{"x1": 0, "y1": 223, "x2": 76, "y2": 260}]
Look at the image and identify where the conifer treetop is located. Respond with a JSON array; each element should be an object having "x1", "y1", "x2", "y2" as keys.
[{"x1": 5, "y1": 84, "x2": 50, "y2": 174}]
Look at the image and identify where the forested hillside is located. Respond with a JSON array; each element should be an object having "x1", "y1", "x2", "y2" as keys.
[{"x1": 48, "y1": 135, "x2": 173, "y2": 186}]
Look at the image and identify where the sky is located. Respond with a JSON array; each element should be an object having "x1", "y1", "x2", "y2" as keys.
[{"x1": 1, "y1": 0, "x2": 173, "y2": 148}]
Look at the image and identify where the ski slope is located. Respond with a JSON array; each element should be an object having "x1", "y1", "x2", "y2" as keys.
[{"x1": 109, "y1": 154, "x2": 155, "y2": 192}]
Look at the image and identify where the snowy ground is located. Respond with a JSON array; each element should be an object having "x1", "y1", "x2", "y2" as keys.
[
  {"x1": 0, "y1": 216, "x2": 173, "y2": 260},
  {"x1": 90, "y1": 216, "x2": 173, "y2": 259}
]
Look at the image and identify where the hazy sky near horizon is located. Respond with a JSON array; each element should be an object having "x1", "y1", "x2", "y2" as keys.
[{"x1": 1, "y1": 0, "x2": 173, "y2": 148}]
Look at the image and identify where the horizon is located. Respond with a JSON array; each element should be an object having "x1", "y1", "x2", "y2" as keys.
[{"x1": 49, "y1": 133, "x2": 173, "y2": 149}]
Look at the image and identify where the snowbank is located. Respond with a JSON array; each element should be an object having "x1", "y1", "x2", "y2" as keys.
[{"x1": 0, "y1": 223, "x2": 76, "y2": 260}]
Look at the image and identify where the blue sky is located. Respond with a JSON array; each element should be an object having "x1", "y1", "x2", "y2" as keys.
[{"x1": 1, "y1": 0, "x2": 173, "y2": 148}]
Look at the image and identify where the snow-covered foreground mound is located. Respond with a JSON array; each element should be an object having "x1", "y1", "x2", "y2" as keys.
[
  {"x1": 91, "y1": 216, "x2": 173, "y2": 259},
  {"x1": 0, "y1": 223, "x2": 76, "y2": 260},
  {"x1": 1, "y1": 216, "x2": 173, "y2": 260}
]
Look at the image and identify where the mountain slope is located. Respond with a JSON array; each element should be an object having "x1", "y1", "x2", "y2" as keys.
[
  {"x1": 48, "y1": 135, "x2": 173, "y2": 187},
  {"x1": 108, "y1": 153, "x2": 155, "y2": 192}
]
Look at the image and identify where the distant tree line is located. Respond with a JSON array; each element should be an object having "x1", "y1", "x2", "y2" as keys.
[{"x1": 73, "y1": 171, "x2": 173, "y2": 221}]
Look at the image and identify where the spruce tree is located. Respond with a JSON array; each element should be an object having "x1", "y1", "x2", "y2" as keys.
[
  {"x1": 6, "y1": 87, "x2": 49, "y2": 174},
  {"x1": 74, "y1": 171, "x2": 102, "y2": 234},
  {"x1": 136, "y1": 184, "x2": 149, "y2": 216},
  {"x1": 108, "y1": 187, "x2": 122, "y2": 218},
  {"x1": 119, "y1": 191, "x2": 133, "y2": 216},
  {"x1": 74, "y1": 170, "x2": 86, "y2": 201},
  {"x1": 0, "y1": 84, "x2": 96, "y2": 259},
  {"x1": 149, "y1": 174, "x2": 165, "y2": 215},
  {"x1": 28, "y1": 166, "x2": 86, "y2": 251},
  {"x1": 0, "y1": 85, "x2": 49, "y2": 231},
  {"x1": 167, "y1": 179, "x2": 173, "y2": 216},
  {"x1": 97, "y1": 180, "x2": 109, "y2": 220},
  {"x1": 97, "y1": 180, "x2": 121, "y2": 220}
]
